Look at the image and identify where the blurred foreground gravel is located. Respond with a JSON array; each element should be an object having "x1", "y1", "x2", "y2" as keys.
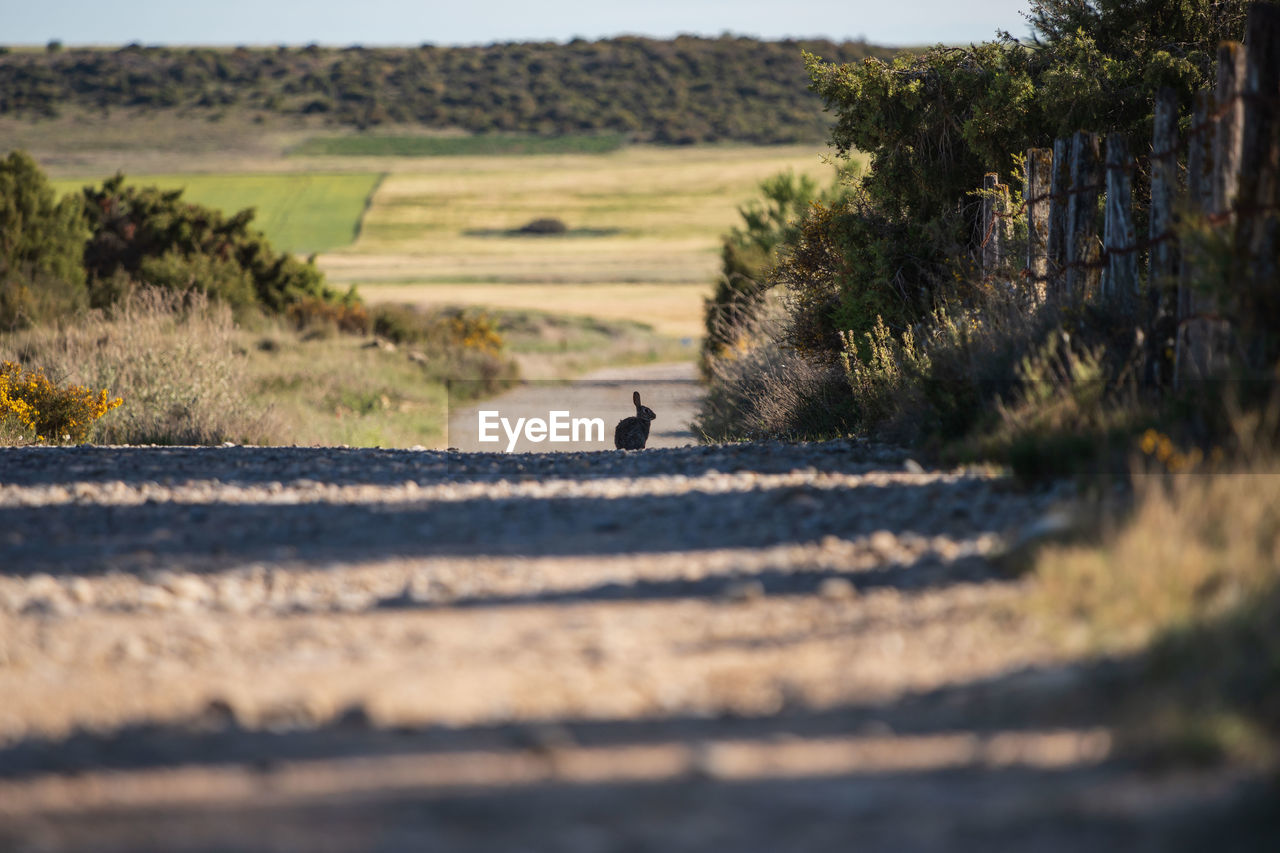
[{"x1": 0, "y1": 441, "x2": 1270, "y2": 851}]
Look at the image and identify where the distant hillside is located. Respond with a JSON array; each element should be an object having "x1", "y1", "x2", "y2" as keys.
[{"x1": 0, "y1": 37, "x2": 894, "y2": 145}]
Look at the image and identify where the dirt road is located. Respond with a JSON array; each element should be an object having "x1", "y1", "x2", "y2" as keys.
[
  {"x1": 448, "y1": 362, "x2": 701, "y2": 452},
  {"x1": 0, "y1": 440, "x2": 1268, "y2": 851}
]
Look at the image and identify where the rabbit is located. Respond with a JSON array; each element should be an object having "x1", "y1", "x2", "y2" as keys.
[{"x1": 614, "y1": 390, "x2": 656, "y2": 450}]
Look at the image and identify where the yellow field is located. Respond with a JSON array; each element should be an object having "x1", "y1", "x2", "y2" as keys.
[
  {"x1": 359, "y1": 282, "x2": 709, "y2": 339},
  {"x1": 318, "y1": 145, "x2": 848, "y2": 335}
]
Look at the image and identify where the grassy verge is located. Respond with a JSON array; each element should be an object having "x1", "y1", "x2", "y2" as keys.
[
  {"x1": 0, "y1": 291, "x2": 524, "y2": 448},
  {"x1": 290, "y1": 133, "x2": 627, "y2": 157},
  {"x1": 1026, "y1": 460, "x2": 1280, "y2": 769},
  {"x1": 243, "y1": 331, "x2": 452, "y2": 448},
  {"x1": 1, "y1": 289, "x2": 275, "y2": 445}
]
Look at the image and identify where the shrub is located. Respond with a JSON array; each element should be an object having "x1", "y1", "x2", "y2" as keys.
[
  {"x1": 702, "y1": 170, "x2": 836, "y2": 374},
  {"x1": 371, "y1": 303, "x2": 503, "y2": 355},
  {"x1": 0, "y1": 151, "x2": 91, "y2": 328},
  {"x1": 517, "y1": 217, "x2": 568, "y2": 235},
  {"x1": 1, "y1": 288, "x2": 273, "y2": 445},
  {"x1": 370, "y1": 303, "x2": 515, "y2": 397},
  {"x1": 287, "y1": 295, "x2": 370, "y2": 336},
  {"x1": 80, "y1": 174, "x2": 348, "y2": 316},
  {"x1": 694, "y1": 306, "x2": 856, "y2": 442},
  {"x1": 0, "y1": 360, "x2": 122, "y2": 444}
]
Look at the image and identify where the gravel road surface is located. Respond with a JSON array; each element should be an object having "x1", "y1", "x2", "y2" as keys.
[{"x1": 0, "y1": 440, "x2": 1269, "y2": 851}]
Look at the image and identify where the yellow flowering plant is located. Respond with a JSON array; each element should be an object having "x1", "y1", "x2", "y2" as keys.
[{"x1": 0, "y1": 361, "x2": 123, "y2": 444}]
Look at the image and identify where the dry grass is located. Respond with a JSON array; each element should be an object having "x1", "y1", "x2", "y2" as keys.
[
  {"x1": 0, "y1": 289, "x2": 274, "y2": 445},
  {"x1": 1031, "y1": 470, "x2": 1279, "y2": 654},
  {"x1": 358, "y1": 282, "x2": 709, "y2": 340},
  {"x1": 694, "y1": 306, "x2": 854, "y2": 441},
  {"x1": 1026, "y1": 457, "x2": 1280, "y2": 767},
  {"x1": 242, "y1": 332, "x2": 454, "y2": 448},
  {"x1": 492, "y1": 309, "x2": 695, "y2": 379},
  {"x1": 319, "y1": 145, "x2": 848, "y2": 291}
]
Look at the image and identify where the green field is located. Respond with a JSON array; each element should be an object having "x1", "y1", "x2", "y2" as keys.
[
  {"x1": 52, "y1": 171, "x2": 384, "y2": 254},
  {"x1": 290, "y1": 133, "x2": 627, "y2": 158}
]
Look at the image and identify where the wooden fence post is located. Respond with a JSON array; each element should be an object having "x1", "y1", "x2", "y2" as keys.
[
  {"x1": 1212, "y1": 42, "x2": 1246, "y2": 221},
  {"x1": 1180, "y1": 90, "x2": 1214, "y2": 321},
  {"x1": 1103, "y1": 133, "x2": 1137, "y2": 310},
  {"x1": 1065, "y1": 131, "x2": 1101, "y2": 302},
  {"x1": 1234, "y1": 4, "x2": 1280, "y2": 369},
  {"x1": 1148, "y1": 88, "x2": 1179, "y2": 293},
  {"x1": 1147, "y1": 88, "x2": 1180, "y2": 386},
  {"x1": 1046, "y1": 137, "x2": 1070, "y2": 297},
  {"x1": 1175, "y1": 90, "x2": 1216, "y2": 389},
  {"x1": 981, "y1": 172, "x2": 1002, "y2": 276},
  {"x1": 1025, "y1": 147, "x2": 1052, "y2": 295}
]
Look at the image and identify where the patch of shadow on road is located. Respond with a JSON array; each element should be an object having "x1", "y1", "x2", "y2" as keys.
[
  {"x1": 3, "y1": 648, "x2": 1275, "y2": 853},
  {"x1": 0, "y1": 441, "x2": 905, "y2": 488},
  {"x1": 1, "y1": 655, "x2": 1274, "y2": 853},
  {"x1": 4, "y1": 770, "x2": 1272, "y2": 853},
  {"x1": 0, "y1": 655, "x2": 1142, "y2": 779},
  {"x1": 0, "y1": 477, "x2": 1017, "y2": 578},
  {"x1": 372, "y1": 556, "x2": 993, "y2": 611}
]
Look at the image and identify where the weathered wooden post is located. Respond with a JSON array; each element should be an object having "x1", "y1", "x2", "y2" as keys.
[
  {"x1": 1046, "y1": 137, "x2": 1070, "y2": 297},
  {"x1": 1175, "y1": 90, "x2": 1216, "y2": 389},
  {"x1": 1025, "y1": 147, "x2": 1052, "y2": 295},
  {"x1": 1147, "y1": 88, "x2": 1180, "y2": 386},
  {"x1": 1234, "y1": 4, "x2": 1280, "y2": 369},
  {"x1": 1212, "y1": 42, "x2": 1246, "y2": 221},
  {"x1": 981, "y1": 172, "x2": 1002, "y2": 276},
  {"x1": 1180, "y1": 91, "x2": 1214, "y2": 320},
  {"x1": 1148, "y1": 88, "x2": 1179, "y2": 292},
  {"x1": 1065, "y1": 131, "x2": 1101, "y2": 302},
  {"x1": 1103, "y1": 133, "x2": 1137, "y2": 310}
]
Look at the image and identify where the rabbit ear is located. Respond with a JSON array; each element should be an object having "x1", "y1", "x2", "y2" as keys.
[{"x1": 633, "y1": 391, "x2": 641, "y2": 407}]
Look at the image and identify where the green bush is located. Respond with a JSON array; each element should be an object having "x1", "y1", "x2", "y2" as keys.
[
  {"x1": 79, "y1": 173, "x2": 348, "y2": 316},
  {"x1": 0, "y1": 151, "x2": 90, "y2": 328},
  {"x1": 702, "y1": 0, "x2": 1257, "y2": 455},
  {"x1": 702, "y1": 169, "x2": 846, "y2": 374}
]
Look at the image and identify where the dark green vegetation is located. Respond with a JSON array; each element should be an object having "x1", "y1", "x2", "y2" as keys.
[
  {"x1": 291, "y1": 133, "x2": 626, "y2": 157},
  {"x1": 0, "y1": 37, "x2": 893, "y2": 145},
  {"x1": 701, "y1": 168, "x2": 850, "y2": 372},
  {"x1": 1, "y1": 150, "x2": 354, "y2": 329},
  {"x1": 700, "y1": 0, "x2": 1267, "y2": 466}
]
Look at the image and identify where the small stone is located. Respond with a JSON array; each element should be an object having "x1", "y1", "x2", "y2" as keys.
[
  {"x1": 818, "y1": 577, "x2": 857, "y2": 601},
  {"x1": 67, "y1": 578, "x2": 96, "y2": 605},
  {"x1": 868, "y1": 530, "x2": 899, "y2": 556},
  {"x1": 903, "y1": 458, "x2": 926, "y2": 474}
]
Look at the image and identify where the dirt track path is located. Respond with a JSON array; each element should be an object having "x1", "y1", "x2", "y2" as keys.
[
  {"x1": 448, "y1": 362, "x2": 701, "y2": 452},
  {"x1": 0, "y1": 440, "x2": 1266, "y2": 851}
]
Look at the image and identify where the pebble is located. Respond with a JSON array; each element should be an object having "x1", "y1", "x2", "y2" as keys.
[{"x1": 818, "y1": 577, "x2": 857, "y2": 601}]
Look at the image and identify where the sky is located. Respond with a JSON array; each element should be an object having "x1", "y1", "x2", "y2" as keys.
[{"x1": 4, "y1": 1, "x2": 1034, "y2": 48}]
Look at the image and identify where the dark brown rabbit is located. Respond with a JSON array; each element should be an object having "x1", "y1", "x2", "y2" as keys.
[{"x1": 614, "y1": 390, "x2": 656, "y2": 450}]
